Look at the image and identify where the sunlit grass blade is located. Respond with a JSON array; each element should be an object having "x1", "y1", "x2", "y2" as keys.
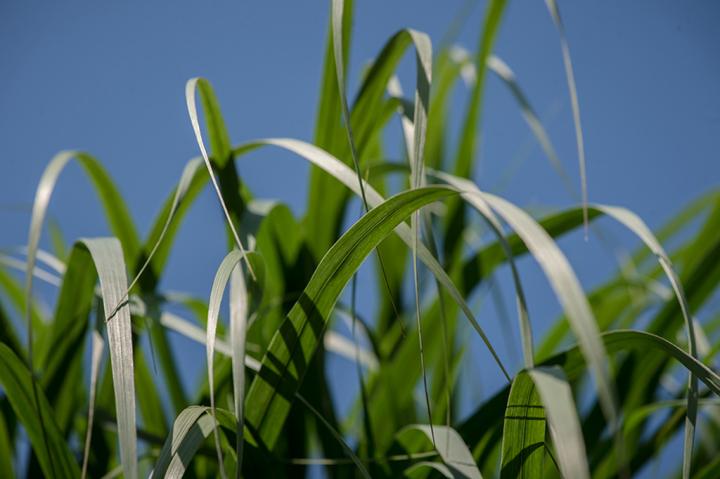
[
  {"x1": 544, "y1": 0, "x2": 588, "y2": 234},
  {"x1": 81, "y1": 330, "x2": 104, "y2": 479},
  {"x1": 229, "y1": 260, "x2": 248, "y2": 477},
  {"x1": 528, "y1": 366, "x2": 590, "y2": 479},
  {"x1": 244, "y1": 186, "x2": 457, "y2": 450},
  {"x1": 185, "y1": 78, "x2": 254, "y2": 280},
  {"x1": 235, "y1": 139, "x2": 509, "y2": 381},
  {"x1": 453, "y1": 0, "x2": 507, "y2": 178},
  {"x1": 23, "y1": 151, "x2": 140, "y2": 468},
  {"x1": 501, "y1": 371, "x2": 545, "y2": 478},
  {"x1": 0, "y1": 343, "x2": 79, "y2": 478},
  {"x1": 205, "y1": 249, "x2": 249, "y2": 479},
  {"x1": 433, "y1": 172, "x2": 617, "y2": 426},
  {"x1": 591, "y1": 203, "x2": 699, "y2": 477},
  {"x1": 152, "y1": 406, "x2": 235, "y2": 479},
  {"x1": 431, "y1": 171, "x2": 533, "y2": 368},
  {"x1": 399, "y1": 424, "x2": 482, "y2": 479},
  {"x1": 80, "y1": 238, "x2": 137, "y2": 479}
]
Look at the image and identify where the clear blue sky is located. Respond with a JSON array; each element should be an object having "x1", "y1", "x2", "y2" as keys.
[{"x1": 1, "y1": 0, "x2": 719, "y2": 475}]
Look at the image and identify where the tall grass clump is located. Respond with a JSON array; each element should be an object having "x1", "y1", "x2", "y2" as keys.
[{"x1": 1, "y1": 0, "x2": 719, "y2": 477}]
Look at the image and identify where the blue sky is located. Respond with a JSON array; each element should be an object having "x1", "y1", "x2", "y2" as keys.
[{"x1": 1, "y1": 0, "x2": 719, "y2": 475}]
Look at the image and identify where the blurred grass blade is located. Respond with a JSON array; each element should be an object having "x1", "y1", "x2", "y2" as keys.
[
  {"x1": 81, "y1": 330, "x2": 104, "y2": 479},
  {"x1": 295, "y1": 394, "x2": 371, "y2": 478},
  {"x1": 185, "y1": 78, "x2": 254, "y2": 279},
  {"x1": 486, "y1": 55, "x2": 576, "y2": 196},
  {"x1": 501, "y1": 371, "x2": 545, "y2": 478},
  {"x1": 235, "y1": 139, "x2": 508, "y2": 380},
  {"x1": 399, "y1": 424, "x2": 482, "y2": 479},
  {"x1": 544, "y1": 0, "x2": 588, "y2": 234},
  {"x1": 81, "y1": 237, "x2": 137, "y2": 479},
  {"x1": 434, "y1": 172, "x2": 616, "y2": 425},
  {"x1": 592, "y1": 203, "x2": 699, "y2": 477},
  {"x1": 528, "y1": 366, "x2": 590, "y2": 479},
  {"x1": 453, "y1": 0, "x2": 506, "y2": 178},
  {"x1": 0, "y1": 343, "x2": 79, "y2": 478},
  {"x1": 244, "y1": 186, "x2": 457, "y2": 450},
  {"x1": 432, "y1": 171, "x2": 533, "y2": 368}
]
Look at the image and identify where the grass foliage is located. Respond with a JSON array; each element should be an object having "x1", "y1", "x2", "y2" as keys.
[{"x1": 2, "y1": 1, "x2": 719, "y2": 477}]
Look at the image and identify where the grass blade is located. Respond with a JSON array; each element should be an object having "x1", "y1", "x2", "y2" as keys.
[
  {"x1": 206, "y1": 249, "x2": 249, "y2": 479},
  {"x1": 528, "y1": 366, "x2": 590, "y2": 479},
  {"x1": 244, "y1": 186, "x2": 457, "y2": 450},
  {"x1": 399, "y1": 424, "x2": 482, "y2": 479},
  {"x1": 0, "y1": 343, "x2": 79, "y2": 478},
  {"x1": 544, "y1": 0, "x2": 588, "y2": 234},
  {"x1": 501, "y1": 371, "x2": 545, "y2": 478},
  {"x1": 81, "y1": 330, "x2": 104, "y2": 479},
  {"x1": 229, "y1": 261, "x2": 248, "y2": 476},
  {"x1": 80, "y1": 238, "x2": 137, "y2": 479},
  {"x1": 185, "y1": 78, "x2": 254, "y2": 279}
]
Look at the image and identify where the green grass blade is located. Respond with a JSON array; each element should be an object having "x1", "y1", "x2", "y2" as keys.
[
  {"x1": 244, "y1": 186, "x2": 456, "y2": 450},
  {"x1": 80, "y1": 238, "x2": 137, "y2": 479},
  {"x1": 153, "y1": 406, "x2": 236, "y2": 478},
  {"x1": 453, "y1": 0, "x2": 506, "y2": 178},
  {"x1": 81, "y1": 330, "x2": 104, "y2": 479},
  {"x1": 431, "y1": 171, "x2": 533, "y2": 368},
  {"x1": 399, "y1": 424, "x2": 482, "y2": 479},
  {"x1": 501, "y1": 371, "x2": 545, "y2": 478},
  {"x1": 0, "y1": 343, "x2": 79, "y2": 478},
  {"x1": 206, "y1": 249, "x2": 248, "y2": 479},
  {"x1": 229, "y1": 259, "x2": 248, "y2": 477},
  {"x1": 433, "y1": 176, "x2": 617, "y2": 426},
  {"x1": 185, "y1": 78, "x2": 254, "y2": 279},
  {"x1": 544, "y1": 0, "x2": 588, "y2": 234},
  {"x1": 591, "y1": 203, "x2": 699, "y2": 477},
  {"x1": 486, "y1": 55, "x2": 577, "y2": 196},
  {"x1": 528, "y1": 366, "x2": 590, "y2": 479},
  {"x1": 235, "y1": 139, "x2": 509, "y2": 379}
]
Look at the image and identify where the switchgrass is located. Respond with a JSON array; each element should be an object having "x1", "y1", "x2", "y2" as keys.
[{"x1": 1, "y1": 0, "x2": 719, "y2": 478}]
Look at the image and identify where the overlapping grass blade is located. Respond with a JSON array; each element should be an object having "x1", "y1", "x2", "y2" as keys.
[
  {"x1": 81, "y1": 330, "x2": 104, "y2": 479},
  {"x1": 229, "y1": 258, "x2": 248, "y2": 476},
  {"x1": 152, "y1": 406, "x2": 235, "y2": 479},
  {"x1": 244, "y1": 186, "x2": 457, "y2": 450},
  {"x1": 235, "y1": 139, "x2": 509, "y2": 380},
  {"x1": 0, "y1": 344, "x2": 79, "y2": 478},
  {"x1": 434, "y1": 172, "x2": 617, "y2": 426},
  {"x1": 399, "y1": 424, "x2": 482, "y2": 479},
  {"x1": 205, "y1": 249, "x2": 249, "y2": 478},
  {"x1": 528, "y1": 366, "x2": 589, "y2": 479},
  {"x1": 185, "y1": 78, "x2": 254, "y2": 279},
  {"x1": 591, "y1": 203, "x2": 699, "y2": 477}
]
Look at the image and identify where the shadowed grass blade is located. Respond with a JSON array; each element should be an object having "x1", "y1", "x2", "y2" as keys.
[
  {"x1": 244, "y1": 186, "x2": 457, "y2": 450},
  {"x1": 528, "y1": 366, "x2": 589, "y2": 479},
  {"x1": 501, "y1": 371, "x2": 545, "y2": 478},
  {"x1": 399, "y1": 424, "x2": 482, "y2": 479},
  {"x1": 81, "y1": 330, "x2": 104, "y2": 479},
  {"x1": 0, "y1": 343, "x2": 79, "y2": 478}
]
